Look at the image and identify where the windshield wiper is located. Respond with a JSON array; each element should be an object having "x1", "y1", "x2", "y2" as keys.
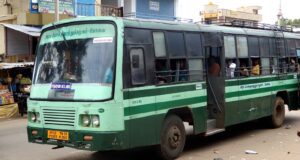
[{"x1": 51, "y1": 23, "x2": 69, "y2": 49}]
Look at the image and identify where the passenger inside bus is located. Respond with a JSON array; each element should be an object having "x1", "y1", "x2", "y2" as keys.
[
  {"x1": 178, "y1": 60, "x2": 188, "y2": 82},
  {"x1": 240, "y1": 62, "x2": 249, "y2": 77},
  {"x1": 251, "y1": 59, "x2": 260, "y2": 76},
  {"x1": 156, "y1": 60, "x2": 169, "y2": 84},
  {"x1": 226, "y1": 59, "x2": 236, "y2": 78},
  {"x1": 289, "y1": 58, "x2": 297, "y2": 72},
  {"x1": 208, "y1": 57, "x2": 220, "y2": 76},
  {"x1": 170, "y1": 60, "x2": 188, "y2": 82}
]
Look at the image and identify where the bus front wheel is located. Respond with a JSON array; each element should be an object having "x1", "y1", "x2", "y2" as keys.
[
  {"x1": 159, "y1": 115, "x2": 186, "y2": 160},
  {"x1": 271, "y1": 97, "x2": 285, "y2": 128}
]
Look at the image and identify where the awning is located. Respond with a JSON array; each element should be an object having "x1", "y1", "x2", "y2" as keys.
[
  {"x1": 1, "y1": 23, "x2": 41, "y2": 37},
  {"x1": 0, "y1": 62, "x2": 34, "y2": 69}
]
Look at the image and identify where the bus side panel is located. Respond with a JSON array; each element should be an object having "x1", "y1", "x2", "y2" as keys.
[
  {"x1": 191, "y1": 106, "x2": 207, "y2": 134},
  {"x1": 236, "y1": 95, "x2": 272, "y2": 124},
  {"x1": 225, "y1": 95, "x2": 273, "y2": 126},
  {"x1": 127, "y1": 114, "x2": 164, "y2": 148},
  {"x1": 224, "y1": 101, "x2": 240, "y2": 126},
  {"x1": 224, "y1": 81, "x2": 241, "y2": 126},
  {"x1": 288, "y1": 90, "x2": 299, "y2": 110},
  {"x1": 249, "y1": 95, "x2": 273, "y2": 119}
]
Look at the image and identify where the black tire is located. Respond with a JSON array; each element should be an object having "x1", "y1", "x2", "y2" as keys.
[
  {"x1": 158, "y1": 115, "x2": 186, "y2": 160},
  {"x1": 271, "y1": 97, "x2": 285, "y2": 128}
]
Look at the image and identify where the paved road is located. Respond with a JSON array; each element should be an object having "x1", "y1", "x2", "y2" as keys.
[{"x1": 1, "y1": 109, "x2": 300, "y2": 160}]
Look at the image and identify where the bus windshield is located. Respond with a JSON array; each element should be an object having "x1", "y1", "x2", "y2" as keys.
[{"x1": 32, "y1": 23, "x2": 116, "y2": 101}]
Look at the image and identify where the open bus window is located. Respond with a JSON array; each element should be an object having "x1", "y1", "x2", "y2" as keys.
[
  {"x1": 226, "y1": 59, "x2": 237, "y2": 79},
  {"x1": 155, "y1": 59, "x2": 170, "y2": 84},
  {"x1": 239, "y1": 59, "x2": 249, "y2": 77},
  {"x1": 170, "y1": 59, "x2": 188, "y2": 82},
  {"x1": 271, "y1": 58, "x2": 278, "y2": 74},
  {"x1": 251, "y1": 58, "x2": 260, "y2": 76},
  {"x1": 279, "y1": 58, "x2": 288, "y2": 74},
  {"x1": 288, "y1": 57, "x2": 297, "y2": 72}
]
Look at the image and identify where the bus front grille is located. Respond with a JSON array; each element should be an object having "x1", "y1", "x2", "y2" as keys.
[{"x1": 42, "y1": 108, "x2": 76, "y2": 127}]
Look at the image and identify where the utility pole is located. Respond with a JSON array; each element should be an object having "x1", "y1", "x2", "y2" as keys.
[{"x1": 55, "y1": 0, "x2": 59, "y2": 22}]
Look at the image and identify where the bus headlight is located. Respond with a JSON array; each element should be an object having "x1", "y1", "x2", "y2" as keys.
[
  {"x1": 31, "y1": 113, "x2": 37, "y2": 122},
  {"x1": 82, "y1": 115, "x2": 90, "y2": 127},
  {"x1": 29, "y1": 112, "x2": 40, "y2": 123},
  {"x1": 92, "y1": 115, "x2": 100, "y2": 127}
]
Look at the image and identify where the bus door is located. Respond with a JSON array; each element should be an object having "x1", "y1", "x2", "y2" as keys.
[{"x1": 203, "y1": 32, "x2": 225, "y2": 130}]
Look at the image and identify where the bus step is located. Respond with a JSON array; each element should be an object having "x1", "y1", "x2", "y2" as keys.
[
  {"x1": 205, "y1": 128, "x2": 225, "y2": 136},
  {"x1": 206, "y1": 119, "x2": 216, "y2": 130}
]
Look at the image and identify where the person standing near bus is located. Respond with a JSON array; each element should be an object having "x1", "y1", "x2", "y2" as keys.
[{"x1": 208, "y1": 57, "x2": 221, "y2": 76}]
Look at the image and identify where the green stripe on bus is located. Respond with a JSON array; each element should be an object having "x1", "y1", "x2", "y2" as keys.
[
  {"x1": 124, "y1": 96, "x2": 206, "y2": 116},
  {"x1": 123, "y1": 84, "x2": 197, "y2": 100},
  {"x1": 123, "y1": 75, "x2": 296, "y2": 100},
  {"x1": 226, "y1": 75, "x2": 294, "y2": 86},
  {"x1": 225, "y1": 83, "x2": 297, "y2": 98}
]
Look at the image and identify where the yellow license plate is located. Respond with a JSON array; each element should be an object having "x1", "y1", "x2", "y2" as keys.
[{"x1": 47, "y1": 130, "x2": 69, "y2": 141}]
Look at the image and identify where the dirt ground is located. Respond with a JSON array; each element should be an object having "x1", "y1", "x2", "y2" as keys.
[{"x1": 180, "y1": 109, "x2": 300, "y2": 160}]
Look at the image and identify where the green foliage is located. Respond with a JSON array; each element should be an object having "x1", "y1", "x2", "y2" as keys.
[{"x1": 277, "y1": 18, "x2": 300, "y2": 27}]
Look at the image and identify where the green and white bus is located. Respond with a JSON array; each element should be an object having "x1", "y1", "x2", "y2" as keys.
[{"x1": 27, "y1": 16, "x2": 300, "y2": 159}]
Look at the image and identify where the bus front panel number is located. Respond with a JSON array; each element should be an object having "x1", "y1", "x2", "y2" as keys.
[{"x1": 132, "y1": 99, "x2": 142, "y2": 105}]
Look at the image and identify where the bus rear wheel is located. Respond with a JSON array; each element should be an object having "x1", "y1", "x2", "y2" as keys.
[
  {"x1": 159, "y1": 115, "x2": 186, "y2": 160},
  {"x1": 271, "y1": 97, "x2": 285, "y2": 128}
]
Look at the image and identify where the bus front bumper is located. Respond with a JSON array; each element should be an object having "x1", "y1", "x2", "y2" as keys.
[{"x1": 27, "y1": 127, "x2": 126, "y2": 151}]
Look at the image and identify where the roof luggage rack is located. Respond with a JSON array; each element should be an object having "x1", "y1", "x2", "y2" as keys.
[{"x1": 201, "y1": 20, "x2": 294, "y2": 32}]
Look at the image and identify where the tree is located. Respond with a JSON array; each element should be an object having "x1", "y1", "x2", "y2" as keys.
[{"x1": 277, "y1": 18, "x2": 300, "y2": 27}]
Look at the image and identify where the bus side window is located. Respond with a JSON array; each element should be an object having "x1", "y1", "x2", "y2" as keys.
[
  {"x1": 261, "y1": 58, "x2": 270, "y2": 75},
  {"x1": 237, "y1": 36, "x2": 249, "y2": 78},
  {"x1": 188, "y1": 59, "x2": 203, "y2": 81},
  {"x1": 288, "y1": 57, "x2": 297, "y2": 72},
  {"x1": 239, "y1": 59, "x2": 249, "y2": 77},
  {"x1": 251, "y1": 58, "x2": 261, "y2": 76},
  {"x1": 224, "y1": 35, "x2": 237, "y2": 78},
  {"x1": 259, "y1": 37, "x2": 271, "y2": 75},
  {"x1": 170, "y1": 59, "x2": 188, "y2": 82},
  {"x1": 269, "y1": 38, "x2": 278, "y2": 74},
  {"x1": 156, "y1": 59, "x2": 169, "y2": 84},
  {"x1": 287, "y1": 39, "x2": 297, "y2": 73},
  {"x1": 185, "y1": 33, "x2": 204, "y2": 81},
  {"x1": 130, "y1": 48, "x2": 146, "y2": 85}
]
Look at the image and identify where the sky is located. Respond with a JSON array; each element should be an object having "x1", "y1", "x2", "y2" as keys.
[{"x1": 177, "y1": 0, "x2": 300, "y2": 24}]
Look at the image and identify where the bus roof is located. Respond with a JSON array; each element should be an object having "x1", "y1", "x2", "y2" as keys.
[
  {"x1": 123, "y1": 18, "x2": 300, "y2": 39},
  {"x1": 43, "y1": 16, "x2": 300, "y2": 39}
]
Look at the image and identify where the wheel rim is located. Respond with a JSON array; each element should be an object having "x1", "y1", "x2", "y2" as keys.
[{"x1": 167, "y1": 126, "x2": 182, "y2": 149}]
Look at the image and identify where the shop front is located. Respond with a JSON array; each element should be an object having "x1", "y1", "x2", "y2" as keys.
[
  {"x1": 0, "y1": 24, "x2": 39, "y2": 119},
  {"x1": 0, "y1": 62, "x2": 33, "y2": 118}
]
